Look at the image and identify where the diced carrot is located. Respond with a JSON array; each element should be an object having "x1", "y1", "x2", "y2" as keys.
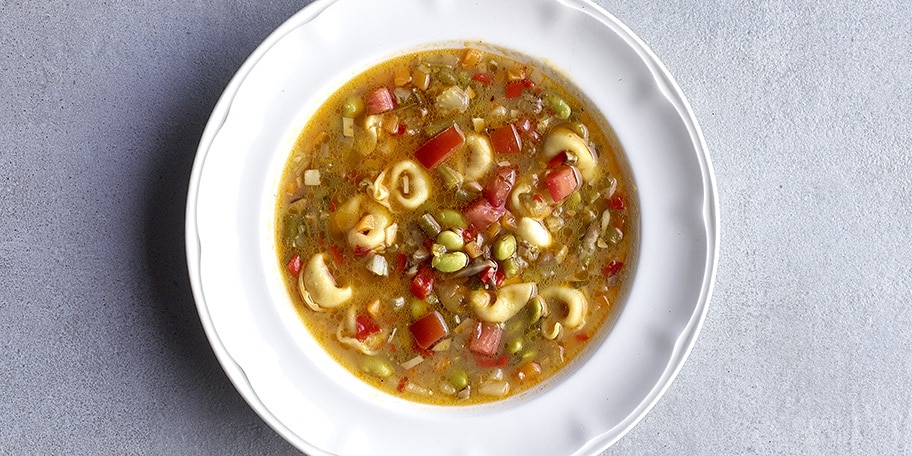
[{"x1": 462, "y1": 48, "x2": 483, "y2": 67}]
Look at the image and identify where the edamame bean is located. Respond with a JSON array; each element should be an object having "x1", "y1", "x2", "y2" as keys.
[
  {"x1": 359, "y1": 357, "x2": 393, "y2": 378},
  {"x1": 507, "y1": 338, "x2": 524, "y2": 354},
  {"x1": 437, "y1": 209, "x2": 468, "y2": 229},
  {"x1": 493, "y1": 234, "x2": 517, "y2": 261},
  {"x1": 437, "y1": 230, "x2": 465, "y2": 251},
  {"x1": 448, "y1": 370, "x2": 469, "y2": 390},
  {"x1": 528, "y1": 296, "x2": 544, "y2": 324},
  {"x1": 502, "y1": 257, "x2": 520, "y2": 278},
  {"x1": 432, "y1": 252, "x2": 469, "y2": 273}
]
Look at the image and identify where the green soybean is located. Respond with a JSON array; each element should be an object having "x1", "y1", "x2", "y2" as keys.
[
  {"x1": 432, "y1": 252, "x2": 469, "y2": 273},
  {"x1": 437, "y1": 230, "x2": 465, "y2": 251},
  {"x1": 507, "y1": 338, "x2": 524, "y2": 354},
  {"x1": 437, "y1": 209, "x2": 468, "y2": 229},
  {"x1": 493, "y1": 234, "x2": 517, "y2": 261},
  {"x1": 359, "y1": 357, "x2": 393, "y2": 378},
  {"x1": 502, "y1": 257, "x2": 520, "y2": 278},
  {"x1": 448, "y1": 370, "x2": 469, "y2": 390}
]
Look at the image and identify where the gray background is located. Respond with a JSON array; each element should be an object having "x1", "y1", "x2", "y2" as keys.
[{"x1": 2, "y1": 0, "x2": 910, "y2": 454}]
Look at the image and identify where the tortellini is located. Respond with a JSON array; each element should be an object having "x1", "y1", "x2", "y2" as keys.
[
  {"x1": 469, "y1": 283, "x2": 537, "y2": 323},
  {"x1": 462, "y1": 134, "x2": 494, "y2": 182},
  {"x1": 388, "y1": 160, "x2": 431, "y2": 210},
  {"x1": 298, "y1": 253, "x2": 353, "y2": 311},
  {"x1": 539, "y1": 286, "x2": 587, "y2": 340},
  {"x1": 333, "y1": 194, "x2": 393, "y2": 250}
]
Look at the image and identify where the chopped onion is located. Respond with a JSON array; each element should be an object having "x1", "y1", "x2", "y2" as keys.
[
  {"x1": 303, "y1": 169, "x2": 320, "y2": 186},
  {"x1": 435, "y1": 86, "x2": 470, "y2": 113},
  {"x1": 400, "y1": 355, "x2": 425, "y2": 370},
  {"x1": 365, "y1": 254, "x2": 388, "y2": 276},
  {"x1": 342, "y1": 116, "x2": 354, "y2": 137}
]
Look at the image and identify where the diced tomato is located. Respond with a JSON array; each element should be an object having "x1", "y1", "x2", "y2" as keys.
[
  {"x1": 493, "y1": 268, "x2": 505, "y2": 287},
  {"x1": 532, "y1": 194, "x2": 544, "y2": 204},
  {"x1": 395, "y1": 253, "x2": 408, "y2": 274},
  {"x1": 393, "y1": 123, "x2": 407, "y2": 135},
  {"x1": 353, "y1": 245, "x2": 372, "y2": 257},
  {"x1": 545, "y1": 165, "x2": 581, "y2": 202},
  {"x1": 286, "y1": 254, "x2": 302, "y2": 277},
  {"x1": 328, "y1": 244, "x2": 345, "y2": 265},
  {"x1": 505, "y1": 80, "x2": 524, "y2": 99},
  {"x1": 365, "y1": 87, "x2": 395, "y2": 115},
  {"x1": 479, "y1": 266, "x2": 496, "y2": 285},
  {"x1": 355, "y1": 314, "x2": 381, "y2": 342},
  {"x1": 472, "y1": 72, "x2": 492, "y2": 85},
  {"x1": 410, "y1": 265, "x2": 435, "y2": 299},
  {"x1": 460, "y1": 227, "x2": 477, "y2": 244},
  {"x1": 608, "y1": 194, "x2": 625, "y2": 211},
  {"x1": 484, "y1": 166, "x2": 516, "y2": 207},
  {"x1": 575, "y1": 332, "x2": 590, "y2": 342},
  {"x1": 410, "y1": 311, "x2": 449, "y2": 349},
  {"x1": 397, "y1": 376, "x2": 409, "y2": 392},
  {"x1": 488, "y1": 124, "x2": 521, "y2": 154},
  {"x1": 414, "y1": 124, "x2": 465, "y2": 169},
  {"x1": 522, "y1": 77, "x2": 535, "y2": 89},
  {"x1": 469, "y1": 322, "x2": 503, "y2": 357},
  {"x1": 602, "y1": 260, "x2": 624, "y2": 277},
  {"x1": 463, "y1": 197, "x2": 505, "y2": 230},
  {"x1": 328, "y1": 197, "x2": 338, "y2": 212},
  {"x1": 547, "y1": 151, "x2": 567, "y2": 169}
]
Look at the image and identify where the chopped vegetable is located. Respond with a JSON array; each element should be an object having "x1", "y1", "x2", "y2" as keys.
[
  {"x1": 488, "y1": 124, "x2": 521, "y2": 154},
  {"x1": 355, "y1": 314, "x2": 381, "y2": 342},
  {"x1": 545, "y1": 165, "x2": 581, "y2": 202},
  {"x1": 505, "y1": 80, "x2": 524, "y2": 99},
  {"x1": 365, "y1": 87, "x2": 395, "y2": 115},
  {"x1": 410, "y1": 265, "x2": 435, "y2": 299},
  {"x1": 286, "y1": 254, "x2": 302, "y2": 277},
  {"x1": 410, "y1": 311, "x2": 449, "y2": 349},
  {"x1": 469, "y1": 322, "x2": 503, "y2": 356},
  {"x1": 463, "y1": 197, "x2": 506, "y2": 230},
  {"x1": 484, "y1": 166, "x2": 516, "y2": 207},
  {"x1": 414, "y1": 124, "x2": 466, "y2": 169}
]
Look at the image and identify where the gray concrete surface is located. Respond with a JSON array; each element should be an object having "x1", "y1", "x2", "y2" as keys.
[{"x1": 2, "y1": 1, "x2": 910, "y2": 454}]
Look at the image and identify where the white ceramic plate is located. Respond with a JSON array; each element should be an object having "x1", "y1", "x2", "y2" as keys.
[{"x1": 186, "y1": 0, "x2": 718, "y2": 454}]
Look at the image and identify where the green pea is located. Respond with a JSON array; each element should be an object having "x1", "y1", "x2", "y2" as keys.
[
  {"x1": 493, "y1": 234, "x2": 517, "y2": 261},
  {"x1": 543, "y1": 93, "x2": 571, "y2": 119},
  {"x1": 359, "y1": 357, "x2": 393, "y2": 378},
  {"x1": 437, "y1": 209, "x2": 468, "y2": 229},
  {"x1": 437, "y1": 230, "x2": 465, "y2": 251},
  {"x1": 448, "y1": 370, "x2": 469, "y2": 390},
  {"x1": 342, "y1": 96, "x2": 364, "y2": 117},
  {"x1": 432, "y1": 252, "x2": 469, "y2": 273}
]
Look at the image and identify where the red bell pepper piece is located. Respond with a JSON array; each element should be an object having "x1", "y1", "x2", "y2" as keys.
[
  {"x1": 409, "y1": 311, "x2": 449, "y2": 350},
  {"x1": 414, "y1": 124, "x2": 465, "y2": 169},
  {"x1": 488, "y1": 124, "x2": 521, "y2": 154},
  {"x1": 602, "y1": 260, "x2": 624, "y2": 277},
  {"x1": 410, "y1": 265, "x2": 435, "y2": 299},
  {"x1": 505, "y1": 80, "x2": 524, "y2": 99},
  {"x1": 472, "y1": 72, "x2": 492, "y2": 85},
  {"x1": 286, "y1": 254, "x2": 302, "y2": 277},
  {"x1": 354, "y1": 314, "x2": 381, "y2": 342},
  {"x1": 608, "y1": 194, "x2": 625, "y2": 211}
]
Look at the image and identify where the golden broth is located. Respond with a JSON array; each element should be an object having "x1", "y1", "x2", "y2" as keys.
[{"x1": 276, "y1": 46, "x2": 634, "y2": 405}]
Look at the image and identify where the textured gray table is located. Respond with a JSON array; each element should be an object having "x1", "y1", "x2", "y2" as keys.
[{"x1": 3, "y1": 1, "x2": 910, "y2": 454}]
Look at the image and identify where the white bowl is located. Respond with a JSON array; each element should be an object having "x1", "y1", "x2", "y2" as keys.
[{"x1": 185, "y1": 0, "x2": 719, "y2": 454}]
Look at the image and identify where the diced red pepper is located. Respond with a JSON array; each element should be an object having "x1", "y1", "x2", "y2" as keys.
[
  {"x1": 505, "y1": 80, "x2": 524, "y2": 99},
  {"x1": 392, "y1": 123, "x2": 407, "y2": 136},
  {"x1": 608, "y1": 194, "x2": 625, "y2": 211},
  {"x1": 353, "y1": 245, "x2": 372, "y2": 257},
  {"x1": 472, "y1": 72, "x2": 492, "y2": 85},
  {"x1": 545, "y1": 165, "x2": 581, "y2": 202},
  {"x1": 488, "y1": 124, "x2": 521, "y2": 154},
  {"x1": 463, "y1": 197, "x2": 505, "y2": 230},
  {"x1": 493, "y1": 268, "x2": 505, "y2": 287},
  {"x1": 479, "y1": 266, "x2": 496, "y2": 285},
  {"x1": 469, "y1": 322, "x2": 503, "y2": 357},
  {"x1": 602, "y1": 260, "x2": 624, "y2": 277},
  {"x1": 575, "y1": 332, "x2": 590, "y2": 342},
  {"x1": 414, "y1": 124, "x2": 465, "y2": 169},
  {"x1": 461, "y1": 227, "x2": 478, "y2": 244},
  {"x1": 354, "y1": 314, "x2": 381, "y2": 342},
  {"x1": 484, "y1": 166, "x2": 516, "y2": 207},
  {"x1": 365, "y1": 87, "x2": 395, "y2": 115},
  {"x1": 328, "y1": 197, "x2": 338, "y2": 212},
  {"x1": 397, "y1": 376, "x2": 409, "y2": 392},
  {"x1": 410, "y1": 265, "x2": 435, "y2": 299},
  {"x1": 395, "y1": 253, "x2": 408, "y2": 274},
  {"x1": 522, "y1": 77, "x2": 535, "y2": 89},
  {"x1": 328, "y1": 244, "x2": 345, "y2": 265},
  {"x1": 286, "y1": 254, "x2": 302, "y2": 277},
  {"x1": 547, "y1": 151, "x2": 567, "y2": 169},
  {"x1": 409, "y1": 310, "x2": 449, "y2": 349}
]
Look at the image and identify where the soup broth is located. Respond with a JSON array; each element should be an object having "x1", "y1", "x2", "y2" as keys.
[{"x1": 276, "y1": 46, "x2": 634, "y2": 405}]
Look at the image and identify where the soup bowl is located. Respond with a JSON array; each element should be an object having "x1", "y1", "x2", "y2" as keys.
[{"x1": 185, "y1": 0, "x2": 718, "y2": 454}]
